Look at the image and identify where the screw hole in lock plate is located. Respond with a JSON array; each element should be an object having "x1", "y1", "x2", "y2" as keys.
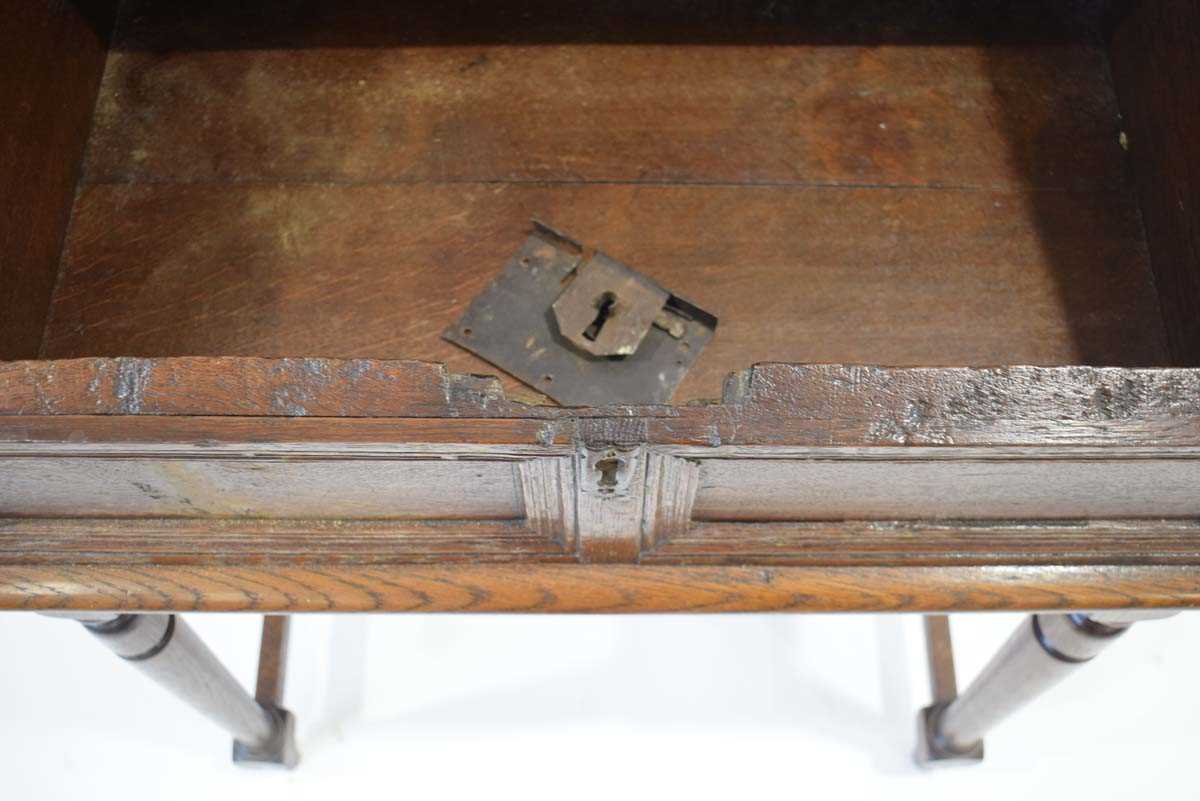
[{"x1": 594, "y1": 456, "x2": 625, "y2": 493}]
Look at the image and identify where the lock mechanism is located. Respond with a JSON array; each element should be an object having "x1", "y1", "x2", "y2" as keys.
[
  {"x1": 444, "y1": 221, "x2": 718, "y2": 406},
  {"x1": 552, "y1": 251, "x2": 671, "y2": 358}
]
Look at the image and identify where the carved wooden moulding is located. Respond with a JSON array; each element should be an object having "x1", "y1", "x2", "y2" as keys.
[{"x1": 2, "y1": 357, "x2": 1200, "y2": 613}]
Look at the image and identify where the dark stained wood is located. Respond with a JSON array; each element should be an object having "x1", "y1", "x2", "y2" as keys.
[
  {"x1": 85, "y1": 37, "x2": 1126, "y2": 191},
  {"x1": 2, "y1": 564, "x2": 1197, "y2": 614},
  {"x1": 92, "y1": 0, "x2": 1114, "y2": 51},
  {"x1": 0, "y1": 1, "x2": 116, "y2": 359},
  {"x1": 42, "y1": 183, "x2": 1167, "y2": 403},
  {"x1": 1110, "y1": 0, "x2": 1200, "y2": 364},
  {"x1": 43, "y1": 0, "x2": 1164, "y2": 404},
  {"x1": 923, "y1": 615, "x2": 958, "y2": 703},
  {"x1": 254, "y1": 616, "x2": 290, "y2": 707}
]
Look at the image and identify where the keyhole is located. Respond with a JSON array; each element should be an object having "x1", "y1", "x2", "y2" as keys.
[
  {"x1": 583, "y1": 292, "x2": 618, "y2": 342},
  {"x1": 594, "y1": 456, "x2": 624, "y2": 492}
]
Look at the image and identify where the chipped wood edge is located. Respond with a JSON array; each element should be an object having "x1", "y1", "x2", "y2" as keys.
[{"x1": 6, "y1": 358, "x2": 1200, "y2": 448}]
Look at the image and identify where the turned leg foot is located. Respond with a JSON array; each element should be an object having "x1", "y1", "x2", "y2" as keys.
[
  {"x1": 916, "y1": 610, "x2": 1176, "y2": 766},
  {"x1": 49, "y1": 612, "x2": 299, "y2": 768}
]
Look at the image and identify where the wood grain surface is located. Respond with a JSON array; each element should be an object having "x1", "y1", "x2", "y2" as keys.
[
  {"x1": 0, "y1": 1, "x2": 115, "y2": 359},
  {"x1": 1111, "y1": 0, "x2": 1200, "y2": 365},
  {"x1": 0, "y1": 456, "x2": 525, "y2": 519},
  {"x1": 254, "y1": 615, "x2": 289, "y2": 706},
  {"x1": 43, "y1": 183, "x2": 1166, "y2": 402},
  {"x1": 86, "y1": 0, "x2": 1120, "y2": 187},
  {"x1": 85, "y1": 40, "x2": 1124, "y2": 190},
  {"x1": 648, "y1": 520, "x2": 1200, "y2": 566},
  {"x1": 2, "y1": 564, "x2": 1196, "y2": 614},
  {"x1": 689, "y1": 457, "x2": 1200, "y2": 519},
  {"x1": 39, "y1": 0, "x2": 1167, "y2": 401},
  {"x1": 7, "y1": 358, "x2": 1200, "y2": 445}
]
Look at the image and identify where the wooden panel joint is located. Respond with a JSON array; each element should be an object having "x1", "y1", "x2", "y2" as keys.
[
  {"x1": 517, "y1": 456, "x2": 576, "y2": 552},
  {"x1": 641, "y1": 452, "x2": 702, "y2": 554}
]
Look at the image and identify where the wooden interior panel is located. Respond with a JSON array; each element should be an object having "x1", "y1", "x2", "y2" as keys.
[
  {"x1": 690, "y1": 456, "x2": 1200, "y2": 520},
  {"x1": 1110, "y1": 0, "x2": 1200, "y2": 364},
  {"x1": 44, "y1": 182, "x2": 1165, "y2": 402},
  {"x1": 0, "y1": 1, "x2": 116, "y2": 359},
  {"x1": 36, "y1": 0, "x2": 1168, "y2": 401},
  {"x1": 84, "y1": 0, "x2": 1126, "y2": 190},
  {"x1": 85, "y1": 41, "x2": 1124, "y2": 190}
]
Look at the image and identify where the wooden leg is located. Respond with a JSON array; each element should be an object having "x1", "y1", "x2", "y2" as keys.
[
  {"x1": 254, "y1": 615, "x2": 291, "y2": 707},
  {"x1": 922, "y1": 615, "x2": 958, "y2": 705},
  {"x1": 52, "y1": 612, "x2": 299, "y2": 768},
  {"x1": 916, "y1": 610, "x2": 1176, "y2": 765}
]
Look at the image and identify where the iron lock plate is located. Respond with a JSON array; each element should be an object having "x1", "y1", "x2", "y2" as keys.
[{"x1": 444, "y1": 222, "x2": 717, "y2": 406}]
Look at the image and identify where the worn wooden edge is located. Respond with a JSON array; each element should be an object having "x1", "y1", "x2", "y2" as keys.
[
  {"x1": 645, "y1": 520, "x2": 1200, "y2": 566},
  {"x1": 5, "y1": 358, "x2": 1200, "y2": 447},
  {"x1": 2, "y1": 564, "x2": 1196, "y2": 613},
  {"x1": 4, "y1": 521, "x2": 1199, "y2": 568},
  {"x1": 0, "y1": 357, "x2": 567, "y2": 418},
  {"x1": 4, "y1": 514, "x2": 1200, "y2": 568},
  {"x1": 0, "y1": 518, "x2": 577, "y2": 564}
]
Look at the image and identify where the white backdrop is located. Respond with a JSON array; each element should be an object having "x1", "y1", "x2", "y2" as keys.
[{"x1": 1, "y1": 610, "x2": 1194, "y2": 799}]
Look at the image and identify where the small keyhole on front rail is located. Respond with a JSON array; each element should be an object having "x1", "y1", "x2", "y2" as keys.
[
  {"x1": 583, "y1": 292, "x2": 617, "y2": 342},
  {"x1": 594, "y1": 456, "x2": 624, "y2": 492}
]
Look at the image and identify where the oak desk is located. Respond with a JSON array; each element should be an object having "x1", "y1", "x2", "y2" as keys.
[{"x1": 3, "y1": 0, "x2": 1197, "y2": 769}]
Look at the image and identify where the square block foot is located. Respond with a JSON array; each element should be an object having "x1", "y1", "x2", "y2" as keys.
[
  {"x1": 915, "y1": 703, "x2": 984, "y2": 767},
  {"x1": 233, "y1": 706, "x2": 299, "y2": 769}
]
